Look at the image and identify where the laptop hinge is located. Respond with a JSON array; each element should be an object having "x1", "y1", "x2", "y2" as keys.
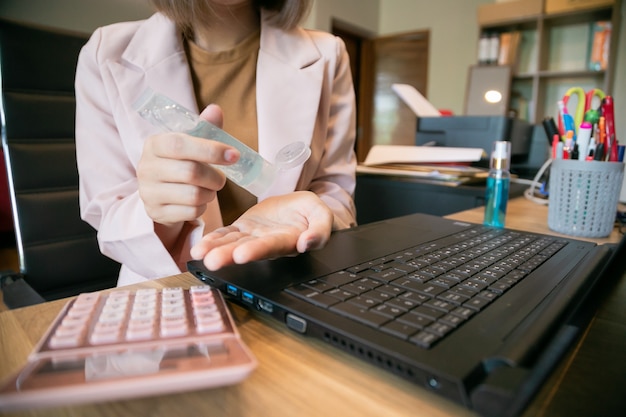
[{"x1": 470, "y1": 324, "x2": 578, "y2": 417}]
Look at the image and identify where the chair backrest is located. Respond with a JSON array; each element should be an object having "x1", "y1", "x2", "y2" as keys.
[{"x1": 0, "y1": 18, "x2": 120, "y2": 300}]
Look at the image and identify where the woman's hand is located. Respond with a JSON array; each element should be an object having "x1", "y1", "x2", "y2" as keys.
[
  {"x1": 190, "y1": 191, "x2": 334, "y2": 270},
  {"x1": 137, "y1": 104, "x2": 237, "y2": 226}
]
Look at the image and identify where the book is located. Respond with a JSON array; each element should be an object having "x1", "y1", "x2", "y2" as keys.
[
  {"x1": 357, "y1": 145, "x2": 488, "y2": 185},
  {"x1": 498, "y1": 31, "x2": 521, "y2": 69},
  {"x1": 588, "y1": 21, "x2": 611, "y2": 71}
]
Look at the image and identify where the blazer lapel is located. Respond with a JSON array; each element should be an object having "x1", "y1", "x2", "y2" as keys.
[
  {"x1": 108, "y1": 14, "x2": 198, "y2": 160},
  {"x1": 256, "y1": 17, "x2": 324, "y2": 197}
]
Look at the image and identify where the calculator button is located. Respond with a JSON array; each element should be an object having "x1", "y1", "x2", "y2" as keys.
[
  {"x1": 67, "y1": 304, "x2": 96, "y2": 318},
  {"x1": 90, "y1": 328, "x2": 121, "y2": 344},
  {"x1": 194, "y1": 311, "x2": 224, "y2": 333},
  {"x1": 74, "y1": 292, "x2": 100, "y2": 306},
  {"x1": 160, "y1": 323, "x2": 189, "y2": 337},
  {"x1": 54, "y1": 323, "x2": 85, "y2": 337},
  {"x1": 126, "y1": 326, "x2": 155, "y2": 341},
  {"x1": 193, "y1": 303, "x2": 218, "y2": 314},
  {"x1": 49, "y1": 334, "x2": 82, "y2": 348},
  {"x1": 131, "y1": 308, "x2": 157, "y2": 320},
  {"x1": 161, "y1": 306, "x2": 186, "y2": 319},
  {"x1": 196, "y1": 319, "x2": 224, "y2": 333},
  {"x1": 62, "y1": 314, "x2": 90, "y2": 326},
  {"x1": 98, "y1": 310, "x2": 126, "y2": 323}
]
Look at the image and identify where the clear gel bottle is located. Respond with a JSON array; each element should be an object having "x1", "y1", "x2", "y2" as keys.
[
  {"x1": 483, "y1": 141, "x2": 511, "y2": 228},
  {"x1": 133, "y1": 88, "x2": 311, "y2": 197}
]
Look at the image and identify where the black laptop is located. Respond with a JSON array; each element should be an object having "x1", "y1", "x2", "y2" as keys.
[{"x1": 187, "y1": 212, "x2": 624, "y2": 417}]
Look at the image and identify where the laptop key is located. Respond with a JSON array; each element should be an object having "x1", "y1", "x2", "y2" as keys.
[
  {"x1": 463, "y1": 296, "x2": 492, "y2": 311},
  {"x1": 286, "y1": 285, "x2": 341, "y2": 308},
  {"x1": 380, "y1": 321, "x2": 420, "y2": 340},
  {"x1": 412, "y1": 305, "x2": 445, "y2": 320},
  {"x1": 397, "y1": 311, "x2": 433, "y2": 329},
  {"x1": 348, "y1": 296, "x2": 381, "y2": 309},
  {"x1": 321, "y1": 271, "x2": 359, "y2": 287},
  {"x1": 325, "y1": 288, "x2": 356, "y2": 301},
  {"x1": 425, "y1": 322, "x2": 454, "y2": 337},
  {"x1": 330, "y1": 303, "x2": 390, "y2": 327},
  {"x1": 410, "y1": 331, "x2": 440, "y2": 349},
  {"x1": 437, "y1": 291, "x2": 470, "y2": 305}
]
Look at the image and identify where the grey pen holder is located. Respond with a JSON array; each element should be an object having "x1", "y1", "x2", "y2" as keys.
[{"x1": 548, "y1": 159, "x2": 625, "y2": 238}]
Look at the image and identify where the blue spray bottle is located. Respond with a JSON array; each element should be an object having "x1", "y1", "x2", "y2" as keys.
[{"x1": 483, "y1": 141, "x2": 511, "y2": 228}]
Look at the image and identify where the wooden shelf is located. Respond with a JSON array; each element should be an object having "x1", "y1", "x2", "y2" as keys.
[{"x1": 477, "y1": 0, "x2": 621, "y2": 124}]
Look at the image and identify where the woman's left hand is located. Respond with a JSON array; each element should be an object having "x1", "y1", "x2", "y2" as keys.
[{"x1": 190, "y1": 191, "x2": 334, "y2": 270}]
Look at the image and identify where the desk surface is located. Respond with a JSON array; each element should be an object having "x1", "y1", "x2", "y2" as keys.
[{"x1": 1, "y1": 197, "x2": 624, "y2": 417}]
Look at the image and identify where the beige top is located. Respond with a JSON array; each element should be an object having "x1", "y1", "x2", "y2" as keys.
[{"x1": 185, "y1": 30, "x2": 261, "y2": 228}]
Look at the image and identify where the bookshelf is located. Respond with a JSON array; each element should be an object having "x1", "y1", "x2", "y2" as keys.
[{"x1": 477, "y1": 0, "x2": 621, "y2": 124}]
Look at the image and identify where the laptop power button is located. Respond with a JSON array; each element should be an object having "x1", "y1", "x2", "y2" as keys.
[{"x1": 286, "y1": 314, "x2": 307, "y2": 333}]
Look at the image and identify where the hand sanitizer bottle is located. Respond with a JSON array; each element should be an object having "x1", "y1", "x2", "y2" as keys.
[
  {"x1": 483, "y1": 141, "x2": 511, "y2": 228},
  {"x1": 133, "y1": 89, "x2": 311, "y2": 197}
]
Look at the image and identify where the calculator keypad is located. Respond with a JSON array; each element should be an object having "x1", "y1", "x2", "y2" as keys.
[{"x1": 47, "y1": 286, "x2": 228, "y2": 350}]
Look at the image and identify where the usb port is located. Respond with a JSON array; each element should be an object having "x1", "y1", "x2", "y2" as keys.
[
  {"x1": 241, "y1": 291, "x2": 254, "y2": 304},
  {"x1": 226, "y1": 284, "x2": 238, "y2": 297},
  {"x1": 257, "y1": 299, "x2": 274, "y2": 313}
]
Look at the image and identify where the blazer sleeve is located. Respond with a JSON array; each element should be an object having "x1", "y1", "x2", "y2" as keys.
[
  {"x1": 306, "y1": 34, "x2": 357, "y2": 230},
  {"x1": 74, "y1": 27, "x2": 201, "y2": 282}
]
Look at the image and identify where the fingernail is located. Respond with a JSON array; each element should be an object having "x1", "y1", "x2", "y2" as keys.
[
  {"x1": 304, "y1": 237, "x2": 319, "y2": 251},
  {"x1": 224, "y1": 149, "x2": 239, "y2": 163}
]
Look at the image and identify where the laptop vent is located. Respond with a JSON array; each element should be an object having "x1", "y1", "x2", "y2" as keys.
[{"x1": 322, "y1": 330, "x2": 428, "y2": 387}]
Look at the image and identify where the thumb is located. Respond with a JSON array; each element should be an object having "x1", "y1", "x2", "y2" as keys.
[{"x1": 199, "y1": 103, "x2": 224, "y2": 129}]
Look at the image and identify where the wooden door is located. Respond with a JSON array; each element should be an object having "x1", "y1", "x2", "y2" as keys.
[{"x1": 333, "y1": 27, "x2": 430, "y2": 162}]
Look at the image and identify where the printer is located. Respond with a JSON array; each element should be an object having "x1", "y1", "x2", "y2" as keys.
[{"x1": 415, "y1": 115, "x2": 546, "y2": 176}]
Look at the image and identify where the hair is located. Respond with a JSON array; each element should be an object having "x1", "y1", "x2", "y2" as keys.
[{"x1": 150, "y1": 0, "x2": 312, "y2": 34}]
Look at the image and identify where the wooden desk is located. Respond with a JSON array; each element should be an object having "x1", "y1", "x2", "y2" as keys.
[
  {"x1": 446, "y1": 196, "x2": 623, "y2": 245},
  {"x1": 1, "y1": 197, "x2": 624, "y2": 417}
]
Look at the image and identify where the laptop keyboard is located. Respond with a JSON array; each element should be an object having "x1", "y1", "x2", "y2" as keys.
[{"x1": 285, "y1": 227, "x2": 567, "y2": 349}]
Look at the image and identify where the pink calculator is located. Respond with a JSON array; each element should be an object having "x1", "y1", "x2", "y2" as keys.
[{"x1": 0, "y1": 285, "x2": 257, "y2": 410}]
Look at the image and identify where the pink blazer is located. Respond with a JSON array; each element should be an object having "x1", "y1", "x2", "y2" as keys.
[{"x1": 75, "y1": 12, "x2": 357, "y2": 286}]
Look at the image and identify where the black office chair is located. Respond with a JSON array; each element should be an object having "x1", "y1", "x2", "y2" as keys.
[{"x1": 0, "y1": 18, "x2": 120, "y2": 308}]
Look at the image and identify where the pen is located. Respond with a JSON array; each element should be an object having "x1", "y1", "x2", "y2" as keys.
[
  {"x1": 598, "y1": 116, "x2": 606, "y2": 147},
  {"x1": 564, "y1": 130, "x2": 574, "y2": 159},
  {"x1": 558, "y1": 100, "x2": 575, "y2": 140},
  {"x1": 594, "y1": 143, "x2": 605, "y2": 161},
  {"x1": 586, "y1": 138, "x2": 596, "y2": 161},
  {"x1": 609, "y1": 134, "x2": 618, "y2": 162}
]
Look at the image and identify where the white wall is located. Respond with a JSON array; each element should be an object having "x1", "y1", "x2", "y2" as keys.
[
  {"x1": 304, "y1": 0, "x2": 379, "y2": 33},
  {"x1": 378, "y1": 0, "x2": 493, "y2": 114}
]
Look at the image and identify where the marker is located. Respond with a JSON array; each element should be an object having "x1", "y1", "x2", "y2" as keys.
[
  {"x1": 602, "y1": 96, "x2": 616, "y2": 145},
  {"x1": 577, "y1": 122, "x2": 592, "y2": 161},
  {"x1": 551, "y1": 134, "x2": 560, "y2": 159}
]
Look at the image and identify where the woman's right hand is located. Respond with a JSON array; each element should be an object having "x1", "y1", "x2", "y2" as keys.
[{"x1": 136, "y1": 104, "x2": 238, "y2": 227}]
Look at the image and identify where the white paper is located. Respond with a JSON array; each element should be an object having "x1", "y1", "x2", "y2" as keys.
[
  {"x1": 362, "y1": 145, "x2": 485, "y2": 166},
  {"x1": 391, "y1": 83, "x2": 440, "y2": 117}
]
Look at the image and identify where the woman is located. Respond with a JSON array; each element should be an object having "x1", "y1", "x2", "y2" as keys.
[{"x1": 75, "y1": 0, "x2": 357, "y2": 286}]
